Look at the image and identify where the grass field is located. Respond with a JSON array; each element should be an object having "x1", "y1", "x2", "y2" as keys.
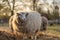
[
  {"x1": 0, "y1": 24, "x2": 60, "y2": 40},
  {"x1": 46, "y1": 24, "x2": 60, "y2": 36},
  {"x1": 0, "y1": 24, "x2": 60, "y2": 35}
]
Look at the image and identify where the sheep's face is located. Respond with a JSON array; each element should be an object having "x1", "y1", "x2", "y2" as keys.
[{"x1": 16, "y1": 12, "x2": 28, "y2": 23}]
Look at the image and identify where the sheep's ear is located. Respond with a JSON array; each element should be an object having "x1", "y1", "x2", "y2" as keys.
[{"x1": 26, "y1": 13, "x2": 29, "y2": 17}]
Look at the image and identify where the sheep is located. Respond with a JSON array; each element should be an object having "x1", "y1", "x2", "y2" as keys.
[
  {"x1": 24, "y1": 12, "x2": 42, "y2": 40},
  {"x1": 9, "y1": 12, "x2": 28, "y2": 34},
  {"x1": 40, "y1": 16, "x2": 48, "y2": 31},
  {"x1": 9, "y1": 12, "x2": 42, "y2": 40}
]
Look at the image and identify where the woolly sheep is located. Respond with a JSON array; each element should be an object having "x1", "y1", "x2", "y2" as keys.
[
  {"x1": 9, "y1": 12, "x2": 42, "y2": 40},
  {"x1": 9, "y1": 12, "x2": 28, "y2": 34},
  {"x1": 40, "y1": 16, "x2": 48, "y2": 31}
]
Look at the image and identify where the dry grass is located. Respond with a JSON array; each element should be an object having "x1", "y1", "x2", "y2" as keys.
[
  {"x1": 0, "y1": 30, "x2": 60, "y2": 40},
  {"x1": 46, "y1": 24, "x2": 60, "y2": 36},
  {"x1": 0, "y1": 24, "x2": 60, "y2": 40}
]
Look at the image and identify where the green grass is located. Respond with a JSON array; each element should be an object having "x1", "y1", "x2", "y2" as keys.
[{"x1": 46, "y1": 24, "x2": 60, "y2": 35}]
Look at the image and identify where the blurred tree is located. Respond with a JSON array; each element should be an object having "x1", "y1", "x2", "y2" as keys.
[
  {"x1": 0, "y1": 4, "x2": 3, "y2": 10},
  {"x1": 3, "y1": 0, "x2": 15, "y2": 16},
  {"x1": 53, "y1": 5, "x2": 59, "y2": 19},
  {"x1": 48, "y1": 9, "x2": 54, "y2": 20},
  {"x1": 33, "y1": 0, "x2": 36, "y2": 11},
  {"x1": 32, "y1": 0, "x2": 38, "y2": 11}
]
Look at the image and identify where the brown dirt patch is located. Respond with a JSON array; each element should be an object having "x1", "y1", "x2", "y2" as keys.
[{"x1": 0, "y1": 31, "x2": 60, "y2": 40}]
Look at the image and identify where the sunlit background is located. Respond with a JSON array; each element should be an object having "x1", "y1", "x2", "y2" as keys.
[
  {"x1": 0, "y1": 0, "x2": 60, "y2": 16},
  {"x1": 0, "y1": 0, "x2": 60, "y2": 22}
]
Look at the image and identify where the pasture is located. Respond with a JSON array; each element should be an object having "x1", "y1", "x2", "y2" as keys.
[
  {"x1": 0, "y1": 24, "x2": 60, "y2": 35},
  {"x1": 47, "y1": 25, "x2": 60, "y2": 35},
  {"x1": 0, "y1": 24, "x2": 60, "y2": 40}
]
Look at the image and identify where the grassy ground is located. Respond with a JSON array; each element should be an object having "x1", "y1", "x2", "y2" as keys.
[
  {"x1": 0, "y1": 24, "x2": 60, "y2": 35},
  {"x1": 46, "y1": 24, "x2": 60, "y2": 36},
  {"x1": 0, "y1": 24, "x2": 60, "y2": 40}
]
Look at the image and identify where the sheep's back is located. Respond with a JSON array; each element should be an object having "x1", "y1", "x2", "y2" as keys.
[{"x1": 26, "y1": 12, "x2": 42, "y2": 34}]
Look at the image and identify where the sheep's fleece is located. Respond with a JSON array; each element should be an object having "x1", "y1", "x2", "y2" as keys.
[
  {"x1": 25, "y1": 12, "x2": 42, "y2": 34},
  {"x1": 9, "y1": 12, "x2": 42, "y2": 35}
]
